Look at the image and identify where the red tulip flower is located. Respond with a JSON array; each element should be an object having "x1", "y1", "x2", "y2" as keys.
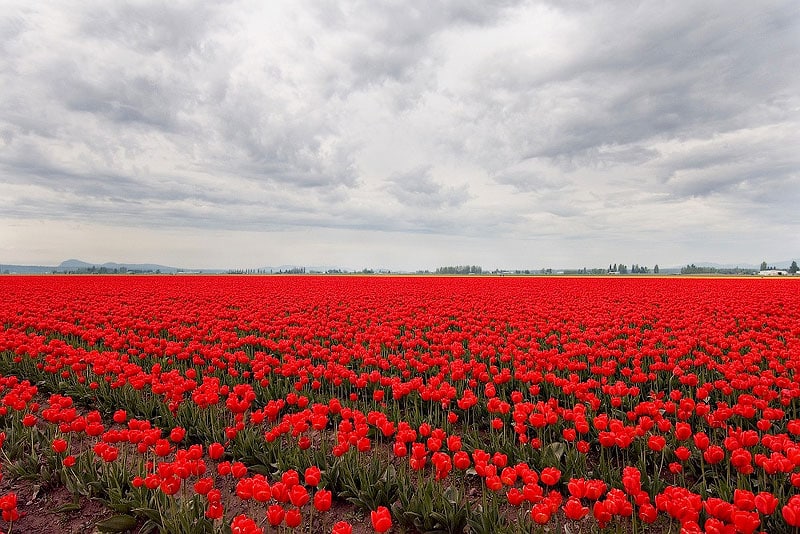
[
  {"x1": 305, "y1": 466, "x2": 321, "y2": 487},
  {"x1": 370, "y1": 506, "x2": 392, "y2": 533},
  {"x1": 332, "y1": 521, "x2": 353, "y2": 534},
  {"x1": 285, "y1": 508, "x2": 302, "y2": 528},
  {"x1": 169, "y1": 426, "x2": 186, "y2": 443},
  {"x1": 754, "y1": 492, "x2": 778, "y2": 515},
  {"x1": 208, "y1": 442, "x2": 225, "y2": 460},
  {"x1": 194, "y1": 477, "x2": 214, "y2": 495},
  {"x1": 540, "y1": 467, "x2": 561, "y2": 486},
  {"x1": 563, "y1": 497, "x2": 589, "y2": 520},
  {"x1": 314, "y1": 489, "x2": 332, "y2": 512},
  {"x1": 289, "y1": 485, "x2": 309, "y2": 507},
  {"x1": 267, "y1": 504, "x2": 285, "y2": 527},
  {"x1": 206, "y1": 501, "x2": 224, "y2": 520}
]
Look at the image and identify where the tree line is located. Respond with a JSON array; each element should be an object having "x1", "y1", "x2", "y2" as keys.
[
  {"x1": 608, "y1": 264, "x2": 657, "y2": 274},
  {"x1": 435, "y1": 265, "x2": 483, "y2": 274}
]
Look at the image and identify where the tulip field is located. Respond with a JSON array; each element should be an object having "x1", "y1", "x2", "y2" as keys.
[{"x1": 1, "y1": 275, "x2": 800, "y2": 534}]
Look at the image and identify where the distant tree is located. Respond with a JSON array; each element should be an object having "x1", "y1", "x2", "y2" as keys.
[
  {"x1": 760, "y1": 261, "x2": 768, "y2": 271},
  {"x1": 653, "y1": 264, "x2": 659, "y2": 274},
  {"x1": 435, "y1": 265, "x2": 482, "y2": 275},
  {"x1": 790, "y1": 261, "x2": 799, "y2": 274},
  {"x1": 681, "y1": 264, "x2": 719, "y2": 275},
  {"x1": 619, "y1": 264, "x2": 628, "y2": 274}
]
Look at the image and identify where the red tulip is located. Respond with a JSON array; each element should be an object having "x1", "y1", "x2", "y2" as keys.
[
  {"x1": 647, "y1": 435, "x2": 666, "y2": 452},
  {"x1": 703, "y1": 445, "x2": 725, "y2": 464},
  {"x1": 206, "y1": 501, "x2": 224, "y2": 520},
  {"x1": 563, "y1": 497, "x2": 589, "y2": 520},
  {"x1": 783, "y1": 496, "x2": 800, "y2": 527},
  {"x1": 267, "y1": 504, "x2": 285, "y2": 527},
  {"x1": 282, "y1": 469, "x2": 300, "y2": 487},
  {"x1": 285, "y1": 508, "x2": 302, "y2": 528},
  {"x1": 231, "y1": 462, "x2": 248, "y2": 478},
  {"x1": 208, "y1": 442, "x2": 225, "y2": 460},
  {"x1": 507, "y1": 488, "x2": 524, "y2": 506},
  {"x1": 194, "y1": 477, "x2": 214, "y2": 495},
  {"x1": 314, "y1": 489, "x2": 332, "y2": 512},
  {"x1": 289, "y1": 485, "x2": 309, "y2": 507},
  {"x1": 674, "y1": 446, "x2": 691, "y2": 461},
  {"x1": 540, "y1": 467, "x2": 561, "y2": 486},
  {"x1": 531, "y1": 503, "x2": 551, "y2": 524},
  {"x1": 169, "y1": 426, "x2": 186, "y2": 443},
  {"x1": 754, "y1": 492, "x2": 778, "y2": 515},
  {"x1": 160, "y1": 476, "x2": 181, "y2": 496},
  {"x1": 693, "y1": 432, "x2": 710, "y2": 451},
  {"x1": 392, "y1": 441, "x2": 407, "y2": 457},
  {"x1": 230, "y1": 514, "x2": 262, "y2": 534},
  {"x1": 733, "y1": 489, "x2": 756, "y2": 512},
  {"x1": 304, "y1": 466, "x2": 321, "y2": 487},
  {"x1": 370, "y1": 506, "x2": 392, "y2": 533},
  {"x1": 112, "y1": 409, "x2": 127, "y2": 423},
  {"x1": 638, "y1": 503, "x2": 658, "y2": 524},
  {"x1": 331, "y1": 521, "x2": 353, "y2": 534},
  {"x1": 453, "y1": 451, "x2": 470, "y2": 470},
  {"x1": 732, "y1": 510, "x2": 760, "y2": 534}
]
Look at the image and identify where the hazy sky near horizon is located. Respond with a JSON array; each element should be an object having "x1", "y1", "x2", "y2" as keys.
[{"x1": 1, "y1": 1, "x2": 798, "y2": 270}]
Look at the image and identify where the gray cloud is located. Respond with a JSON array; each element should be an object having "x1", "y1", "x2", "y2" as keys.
[
  {"x1": 0, "y1": 1, "x2": 798, "y2": 269},
  {"x1": 386, "y1": 166, "x2": 470, "y2": 209},
  {"x1": 78, "y1": 1, "x2": 225, "y2": 56}
]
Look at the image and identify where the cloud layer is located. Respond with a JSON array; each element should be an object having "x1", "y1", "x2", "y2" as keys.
[{"x1": 1, "y1": 1, "x2": 798, "y2": 269}]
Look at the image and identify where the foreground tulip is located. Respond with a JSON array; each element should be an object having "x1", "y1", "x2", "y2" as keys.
[
  {"x1": 314, "y1": 489, "x2": 332, "y2": 512},
  {"x1": 231, "y1": 514, "x2": 263, "y2": 534},
  {"x1": 531, "y1": 503, "x2": 551, "y2": 524},
  {"x1": 754, "y1": 492, "x2": 778, "y2": 515},
  {"x1": 285, "y1": 508, "x2": 302, "y2": 528},
  {"x1": 371, "y1": 506, "x2": 392, "y2": 533},
  {"x1": 206, "y1": 501, "x2": 224, "y2": 520},
  {"x1": 540, "y1": 467, "x2": 561, "y2": 486},
  {"x1": 305, "y1": 465, "x2": 321, "y2": 487},
  {"x1": 783, "y1": 496, "x2": 800, "y2": 527},
  {"x1": 267, "y1": 504, "x2": 285, "y2": 527},
  {"x1": 563, "y1": 497, "x2": 589, "y2": 520},
  {"x1": 289, "y1": 485, "x2": 309, "y2": 507},
  {"x1": 332, "y1": 521, "x2": 353, "y2": 534},
  {"x1": 208, "y1": 442, "x2": 225, "y2": 460},
  {"x1": 52, "y1": 438, "x2": 68, "y2": 454},
  {"x1": 169, "y1": 426, "x2": 186, "y2": 443}
]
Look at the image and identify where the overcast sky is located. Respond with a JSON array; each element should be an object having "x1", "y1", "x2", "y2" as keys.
[{"x1": 1, "y1": 1, "x2": 798, "y2": 271}]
